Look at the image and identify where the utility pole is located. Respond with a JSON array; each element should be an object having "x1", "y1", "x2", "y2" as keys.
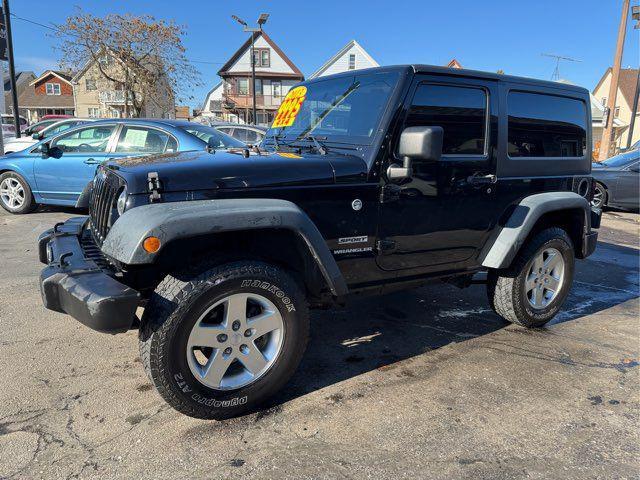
[
  {"x1": 232, "y1": 13, "x2": 269, "y2": 126},
  {"x1": 626, "y1": 5, "x2": 640, "y2": 150},
  {"x1": 599, "y1": 0, "x2": 630, "y2": 161},
  {"x1": 626, "y1": 68, "x2": 639, "y2": 150},
  {"x1": 2, "y1": 0, "x2": 19, "y2": 138}
]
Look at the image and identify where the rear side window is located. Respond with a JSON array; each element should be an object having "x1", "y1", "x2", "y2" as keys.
[
  {"x1": 406, "y1": 84, "x2": 487, "y2": 155},
  {"x1": 508, "y1": 92, "x2": 587, "y2": 158}
]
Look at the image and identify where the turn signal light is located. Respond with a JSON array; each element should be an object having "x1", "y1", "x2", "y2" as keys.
[{"x1": 143, "y1": 236, "x2": 161, "y2": 253}]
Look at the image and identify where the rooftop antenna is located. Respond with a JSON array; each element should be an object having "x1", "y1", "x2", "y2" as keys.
[{"x1": 541, "y1": 53, "x2": 581, "y2": 81}]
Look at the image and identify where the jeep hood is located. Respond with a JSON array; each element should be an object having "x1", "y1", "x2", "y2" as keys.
[{"x1": 106, "y1": 150, "x2": 368, "y2": 193}]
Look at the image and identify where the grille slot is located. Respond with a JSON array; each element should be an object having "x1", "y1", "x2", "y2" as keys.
[
  {"x1": 89, "y1": 168, "x2": 123, "y2": 246},
  {"x1": 80, "y1": 229, "x2": 112, "y2": 269}
]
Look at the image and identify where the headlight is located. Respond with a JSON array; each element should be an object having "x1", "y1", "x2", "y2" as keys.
[{"x1": 116, "y1": 188, "x2": 127, "y2": 215}]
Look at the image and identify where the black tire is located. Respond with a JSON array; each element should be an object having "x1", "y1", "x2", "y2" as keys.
[
  {"x1": 591, "y1": 182, "x2": 607, "y2": 209},
  {"x1": 0, "y1": 171, "x2": 36, "y2": 214},
  {"x1": 487, "y1": 228, "x2": 575, "y2": 328},
  {"x1": 139, "y1": 260, "x2": 309, "y2": 419}
]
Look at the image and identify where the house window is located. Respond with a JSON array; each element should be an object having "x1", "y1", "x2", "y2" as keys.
[
  {"x1": 614, "y1": 106, "x2": 620, "y2": 117},
  {"x1": 601, "y1": 97, "x2": 607, "y2": 106},
  {"x1": 85, "y1": 78, "x2": 97, "y2": 91},
  {"x1": 348, "y1": 54, "x2": 356, "y2": 70},
  {"x1": 272, "y1": 81, "x2": 282, "y2": 98},
  {"x1": 253, "y1": 49, "x2": 270, "y2": 67},
  {"x1": 237, "y1": 78, "x2": 249, "y2": 95},
  {"x1": 88, "y1": 107, "x2": 100, "y2": 118},
  {"x1": 254, "y1": 79, "x2": 263, "y2": 95},
  {"x1": 46, "y1": 83, "x2": 61, "y2": 95}
]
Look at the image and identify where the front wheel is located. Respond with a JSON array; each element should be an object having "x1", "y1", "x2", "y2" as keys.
[
  {"x1": 139, "y1": 261, "x2": 309, "y2": 419},
  {"x1": 0, "y1": 171, "x2": 35, "y2": 214},
  {"x1": 487, "y1": 228, "x2": 575, "y2": 328}
]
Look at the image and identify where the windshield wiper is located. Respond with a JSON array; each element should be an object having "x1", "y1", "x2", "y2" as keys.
[{"x1": 300, "y1": 134, "x2": 327, "y2": 155}]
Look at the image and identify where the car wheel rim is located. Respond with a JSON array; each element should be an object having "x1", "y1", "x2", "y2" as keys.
[
  {"x1": 0, "y1": 178, "x2": 25, "y2": 209},
  {"x1": 591, "y1": 186, "x2": 604, "y2": 208},
  {"x1": 186, "y1": 292, "x2": 285, "y2": 391},
  {"x1": 525, "y1": 247, "x2": 565, "y2": 310}
]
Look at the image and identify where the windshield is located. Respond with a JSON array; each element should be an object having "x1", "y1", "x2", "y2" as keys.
[
  {"x1": 180, "y1": 125, "x2": 245, "y2": 148},
  {"x1": 264, "y1": 70, "x2": 400, "y2": 146},
  {"x1": 602, "y1": 150, "x2": 639, "y2": 168}
]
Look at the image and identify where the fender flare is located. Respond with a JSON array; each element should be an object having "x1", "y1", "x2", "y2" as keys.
[
  {"x1": 101, "y1": 198, "x2": 348, "y2": 297},
  {"x1": 479, "y1": 192, "x2": 591, "y2": 269}
]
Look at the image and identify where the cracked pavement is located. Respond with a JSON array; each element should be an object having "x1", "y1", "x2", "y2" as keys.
[{"x1": 0, "y1": 207, "x2": 638, "y2": 479}]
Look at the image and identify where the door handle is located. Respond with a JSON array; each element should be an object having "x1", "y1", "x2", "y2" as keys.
[
  {"x1": 467, "y1": 174, "x2": 497, "y2": 185},
  {"x1": 84, "y1": 158, "x2": 99, "y2": 165}
]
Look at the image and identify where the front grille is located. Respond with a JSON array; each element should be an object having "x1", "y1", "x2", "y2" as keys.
[
  {"x1": 80, "y1": 229, "x2": 112, "y2": 269},
  {"x1": 89, "y1": 167, "x2": 123, "y2": 246}
]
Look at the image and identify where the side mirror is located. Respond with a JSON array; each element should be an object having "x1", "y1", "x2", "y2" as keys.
[
  {"x1": 388, "y1": 126, "x2": 444, "y2": 180},
  {"x1": 41, "y1": 142, "x2": 51, "y2": 159},
  {"x1": 206, "y1": 137, "x2": 219, "y2": 153},
  {"x1": 32, "y1": 132, "x2": 42, "y2": 140},
  {"x1": 629, "y1": 164, "x2": 640, "y2": 173}
]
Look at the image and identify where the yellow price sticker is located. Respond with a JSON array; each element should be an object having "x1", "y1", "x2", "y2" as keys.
[{"x1": 272, "y1": 86, "x2": 307, "y2": 128}]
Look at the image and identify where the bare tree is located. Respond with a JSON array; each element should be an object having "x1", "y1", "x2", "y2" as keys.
[{"x1": 55, "y1": 9, "x2": 200, "y2": 117}]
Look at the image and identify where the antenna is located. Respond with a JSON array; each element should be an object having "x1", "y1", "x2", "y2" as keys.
[{"x1": 541, "y1": 53, "x2": 581, "y2": 81}]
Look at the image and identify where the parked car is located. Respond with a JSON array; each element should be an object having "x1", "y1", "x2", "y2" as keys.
[
  {"x1": 40, "y1": 114, "x2": 74, "y2": 122},
  {"x1": 208, "y1": 121, "x2": 267, "y2": 145},
  {"x1": 591, "y1": 148, "x2": 639, "y2": 211},
  {"x1": 4, "y1": 118, "x2": 95, "y2": 154},
  {"x1": 0, "y1": 119, "x2": 243, "y2": 213},
  {"x1": 23, "y1": 119, "x2": 59, "y2": 136},
  {"x1": 38, "y1": 65, "x2": 600, "y2": 420},
  {"x1": 1, "y1": 114, "x2": 28, "y2": 138}
]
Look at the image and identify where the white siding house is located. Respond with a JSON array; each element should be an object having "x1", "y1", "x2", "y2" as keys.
[
  {"x1": 309, "y1": 40, "x2": 379, "y2": 79},
  {"x1": 216, "y1": 31, "x2": 304, "y2": 125}
]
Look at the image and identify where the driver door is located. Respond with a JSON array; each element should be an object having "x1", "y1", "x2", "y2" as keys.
[{"x1": 33, "y1": 124, "x2": 118, "y2": 202}]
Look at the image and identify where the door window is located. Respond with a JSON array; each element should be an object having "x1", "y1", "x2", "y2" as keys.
[
  {"x1": 406, "y1": 84, "x2": 487, "y2": 155},
  {"x1": 115, "y1": 126, "x2": 175, "y2": 154},
  {"x1": 52, "y1": 125, "x2": 116, "y2": 153}
]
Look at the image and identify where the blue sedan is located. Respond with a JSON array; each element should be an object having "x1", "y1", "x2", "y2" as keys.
[{"x1": 0, "y1": 119, "x2": 244, "y2": 214}]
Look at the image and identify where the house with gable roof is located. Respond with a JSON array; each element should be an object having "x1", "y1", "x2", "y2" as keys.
[
  {"x1": 217, "y1": 31, "x2": 304, "y2": 125},
  {"x1": 308, "y1": 40, "x2": 378, "y2": 79}
]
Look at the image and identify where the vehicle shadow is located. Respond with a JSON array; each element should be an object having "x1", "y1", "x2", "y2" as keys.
[
  {"x1": 264, "y1": 240, "x2": 639, "y2": 409},
  {"x1": 35, "y1": 204, "x2": 85, "y2": 215}
]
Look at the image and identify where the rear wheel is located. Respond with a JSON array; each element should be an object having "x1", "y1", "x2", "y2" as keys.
[
  {"x1": 139, "y1": 260, "x2": 309, "y2": 419},
  {"x1": 0, "y1": 171, "x2": 35, "y2": 214},
  {"x1": 487, "y1": 228, "x2": 575, "y2": 328}
]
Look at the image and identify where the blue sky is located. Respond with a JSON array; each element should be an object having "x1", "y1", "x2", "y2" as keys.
[{"x1": 10, "y1": 0, "x2": 640, "y2": 109}]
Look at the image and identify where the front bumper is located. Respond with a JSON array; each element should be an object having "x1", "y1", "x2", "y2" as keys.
[{"x1": 38, "y1": 217, "x2": 140, "y2": 334}]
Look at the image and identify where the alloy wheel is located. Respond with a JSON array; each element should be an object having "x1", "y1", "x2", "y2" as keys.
[
  {"x1": 0, "y1": 177, "x2": 25, "y2": 210},
  {"x1": 591, "y1": 184, "x2": 605, "y2": 208},
  {"x1": 186, "y1": 292, "x2": 284, "y2": 390},
  {"x1": 525, "y1": 247, "x2": 565, "y2": 309}
]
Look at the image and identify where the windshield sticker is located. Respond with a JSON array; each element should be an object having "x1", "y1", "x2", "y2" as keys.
[
  {"x1": 276, "y1": 152, "x2": 302, "y2": 159},
  {"x1": 272, "y1": 86, "x2": 307, "y2": 128}
]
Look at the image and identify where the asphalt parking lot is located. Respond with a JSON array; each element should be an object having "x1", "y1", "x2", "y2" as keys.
[{"x1": 0, "y1": 207, "x2": 638, "y2": 479}]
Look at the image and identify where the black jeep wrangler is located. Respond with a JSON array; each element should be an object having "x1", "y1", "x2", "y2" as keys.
[{"x1": 38, "y1": 66, "x2": 601, "y2": 419}]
